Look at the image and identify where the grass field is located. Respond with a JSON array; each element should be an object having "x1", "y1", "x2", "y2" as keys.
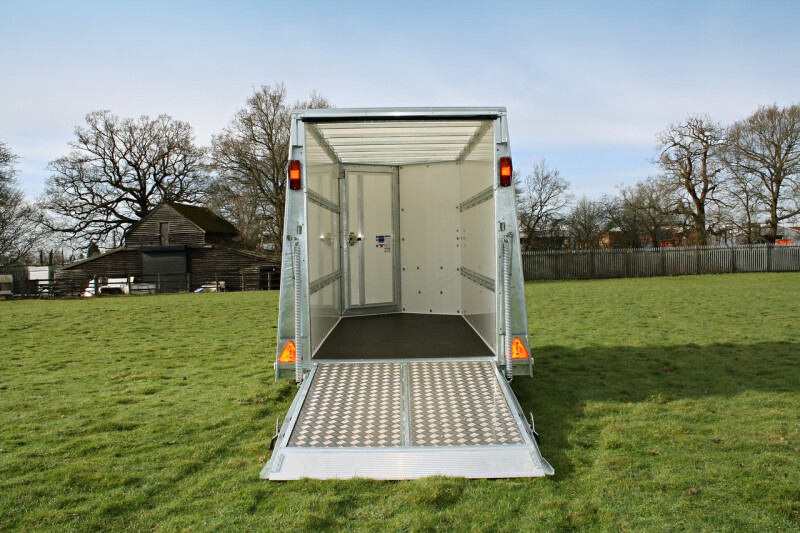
[{"x1": 1, "y1": 273, "x2": 798, "y2": 532}]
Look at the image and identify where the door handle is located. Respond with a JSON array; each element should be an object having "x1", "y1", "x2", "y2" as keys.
[{"x1": 348, "y1": 232, "x2": 361, "y2": 246}]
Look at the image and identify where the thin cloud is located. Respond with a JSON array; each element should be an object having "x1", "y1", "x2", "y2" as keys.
[{"x1": 1, "y1": 0, "x2": 798, "y2": 200}]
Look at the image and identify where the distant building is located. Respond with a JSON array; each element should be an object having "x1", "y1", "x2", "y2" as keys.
[
  {"x1": 55, "y1": 202, "x2": 279, "y2": 295},
  {"x1": 727, "y1": 224, "x2": 800, "y2": 245},
  {"x1": 779, "y1": 226, "x2": 800, "y2": 243}
]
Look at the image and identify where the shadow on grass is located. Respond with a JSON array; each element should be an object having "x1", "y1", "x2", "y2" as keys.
[{"x1": 512, "y1": 341, "x2": 800, "y2": 481}]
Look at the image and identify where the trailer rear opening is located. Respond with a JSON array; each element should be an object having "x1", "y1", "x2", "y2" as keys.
[{"x1": 264, "y1": 108, "x2": 551, "y2": 480}]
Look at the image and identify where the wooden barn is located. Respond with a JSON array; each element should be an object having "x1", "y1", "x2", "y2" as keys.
[{"x1": 56, "y1": 203, "x2": 280, "y2": 295}]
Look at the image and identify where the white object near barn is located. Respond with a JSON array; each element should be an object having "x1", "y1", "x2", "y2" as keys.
[
  {"x1": 0, "y1": 274, "x2": 13, "y2": 297},
  {"x1": 263, "y1": 108, "x2": 552, "y2": 480}
]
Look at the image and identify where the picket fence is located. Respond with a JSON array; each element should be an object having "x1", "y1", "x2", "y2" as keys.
[{"x1": 521, "y1": 245, "x2": 800, "y2": 280}]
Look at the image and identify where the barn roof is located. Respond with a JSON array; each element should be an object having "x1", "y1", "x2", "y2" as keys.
[
  {"x1": 61, "y1": 247, "x2": 126, "y2": 270},
  {"x1": 164, "y1": 202, "x2": 238, "y2": 235}
]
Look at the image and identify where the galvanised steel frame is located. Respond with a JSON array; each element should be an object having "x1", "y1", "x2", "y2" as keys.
[{"x1": 275, "y1": 108, "x2": 532, "y2": 380}]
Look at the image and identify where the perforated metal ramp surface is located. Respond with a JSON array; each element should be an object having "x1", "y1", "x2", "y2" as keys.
[
  {"x1": 408, "y1": 361, "x2": 524, "y2": 446},
  {"x1": 288, "y1": 363, "x2": 402, "y2": 447},
  {"x1": 263, "y1": 360, "x2": 553, "y2": 480}
]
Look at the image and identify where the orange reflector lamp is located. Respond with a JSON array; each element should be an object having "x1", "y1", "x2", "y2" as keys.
[
  {"x1": 511, "y1": 337, "x2": 529, "y2": 359},
  {"x1": 289, "y1": 160, "x2": 302, "y2": 190},
  {"x1": 278, "y1": 341, "x2": 296, "y2": 362},
  {"x1": 499, "y1": 156, "x2": 512, "y2": 187}
]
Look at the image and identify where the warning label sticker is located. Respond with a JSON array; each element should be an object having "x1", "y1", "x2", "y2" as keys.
[{"x1": 375, "y1": 235, "x2": 392, "y2": 253}]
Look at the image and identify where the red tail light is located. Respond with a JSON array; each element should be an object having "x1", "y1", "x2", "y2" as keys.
[
  {"x1": 289, "y1": 160, "x2": 302, "y2": 190},
  {"x1": 499, "y1": 157, "x2": 512, "y2": 187}
]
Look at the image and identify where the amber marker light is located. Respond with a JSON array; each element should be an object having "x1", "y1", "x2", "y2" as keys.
[
  {"x1": 511, "y1": 337, "x2": 529, "y2": 359},
  {"x1": 279, "y1": 341, "x2": 296, "y2": 362}
]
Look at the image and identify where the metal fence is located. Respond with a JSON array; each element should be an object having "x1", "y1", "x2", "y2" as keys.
[
  {"x1": 521, "y1": 245, "x2": 800, "y2": 280},
  {"x1": 57, "y1": 271, "x2": 282, "y2": 296}
]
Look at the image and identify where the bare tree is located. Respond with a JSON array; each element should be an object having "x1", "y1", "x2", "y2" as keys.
[
  {"x1": 41, "y1": 111, "x2": 207, "y2": 247},
  {"x1": 0, "y1": 142, "x2": 14, "y2": 183},
  {"x1": 725, "y1": 103, "x2": 800, "y2": 242},
  {"x1": 656, "y1": 115, "x2": 726, "y2": 244},
  {"x1": 516, "y1": 160, "x2": 572, "y2": 250},
  {"x1": 209, "y1": 83, "x2": 331, "y2": 252},
  {"x1": 601, "y1": 194, "x2": 641, "y2": 249},
  {"x1": 720, "y1": 148, "x2": 766, "y2": 244},
  {"x1": 203, "y1": 177, "x2": 266, "y2": 250},
  {"x1": 566, "y1": 196, "x2": 605, "y2": 249},
  {"x1": 0, "y1": 141, "x2": 48, "y2": 263},
  {"x1": 605, "y1": 177, "x2": 680, "y2": 248}
]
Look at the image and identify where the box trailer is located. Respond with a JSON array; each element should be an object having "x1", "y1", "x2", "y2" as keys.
[{"x1": 263, "y1": 107, "x2": 552, "y2": 480}]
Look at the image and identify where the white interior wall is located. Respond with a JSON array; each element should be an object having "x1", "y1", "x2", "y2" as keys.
[
  {"x1": 306, "y1": 158, "x2": 341, "y2": 354},
  {"x1": 306, "y1": 121, "x2": 496, "y2": 354},
  {"x1": 306, "y1": 162, "x2": 338, "y2": 202},
  {"x1": 397, "y1": 157, "x2": 495, "y2": 351},
  {"x1": 399, "y1": 162, "x2": 462, "y2": 315},
  {"x1": 458, "y1": 160, "x2": 496, "y2": 351}
]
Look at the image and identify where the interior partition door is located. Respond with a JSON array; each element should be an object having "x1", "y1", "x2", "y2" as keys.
[{"x1": 343, "y1": 168, "x2": 400, "y2": 315}]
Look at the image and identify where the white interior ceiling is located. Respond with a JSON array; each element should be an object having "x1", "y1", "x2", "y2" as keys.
[{"x1": 305, "y1": 120, "x2": 493, "y2": 166}]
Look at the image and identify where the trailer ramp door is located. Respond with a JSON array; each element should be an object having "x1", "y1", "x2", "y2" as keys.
[{"x1": 262, "y1": 359, "x2": 552, "y2": 480}]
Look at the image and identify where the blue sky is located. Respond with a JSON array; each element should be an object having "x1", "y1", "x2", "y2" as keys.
[{"x1": 2, "y1": 0, "x2": 798, "y2": 199}]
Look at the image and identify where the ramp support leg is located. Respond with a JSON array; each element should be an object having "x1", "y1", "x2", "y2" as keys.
[{"x1": 269, "y1": 416, "x2": 281, "y2": 450}]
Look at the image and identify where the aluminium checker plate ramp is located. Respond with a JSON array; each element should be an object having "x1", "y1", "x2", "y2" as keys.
[{"x1": 261, "y1": 358, "x2": 553, "y2": 480}]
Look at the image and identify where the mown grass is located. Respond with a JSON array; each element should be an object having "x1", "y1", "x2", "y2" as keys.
[{"x1": 0, "y1": 273, "x2": 798, "y2": 532}]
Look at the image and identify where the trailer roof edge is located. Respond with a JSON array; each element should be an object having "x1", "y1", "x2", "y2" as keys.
[{"x1": 292, "y1": 107, "x2": 507, "y2": 121}]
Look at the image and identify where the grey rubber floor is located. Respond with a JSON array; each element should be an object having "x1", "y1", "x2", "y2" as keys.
[{"x1": 314, "y1": 313, "x2": 493, "y2": 359}]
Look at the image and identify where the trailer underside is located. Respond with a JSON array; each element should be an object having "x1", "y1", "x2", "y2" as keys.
[
  {"x1": 314, "y1": 313, "x2": 493, "y2": 359},
  {"x1": 262, "y1": 359, "x2": 552, "y2": 480}
]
